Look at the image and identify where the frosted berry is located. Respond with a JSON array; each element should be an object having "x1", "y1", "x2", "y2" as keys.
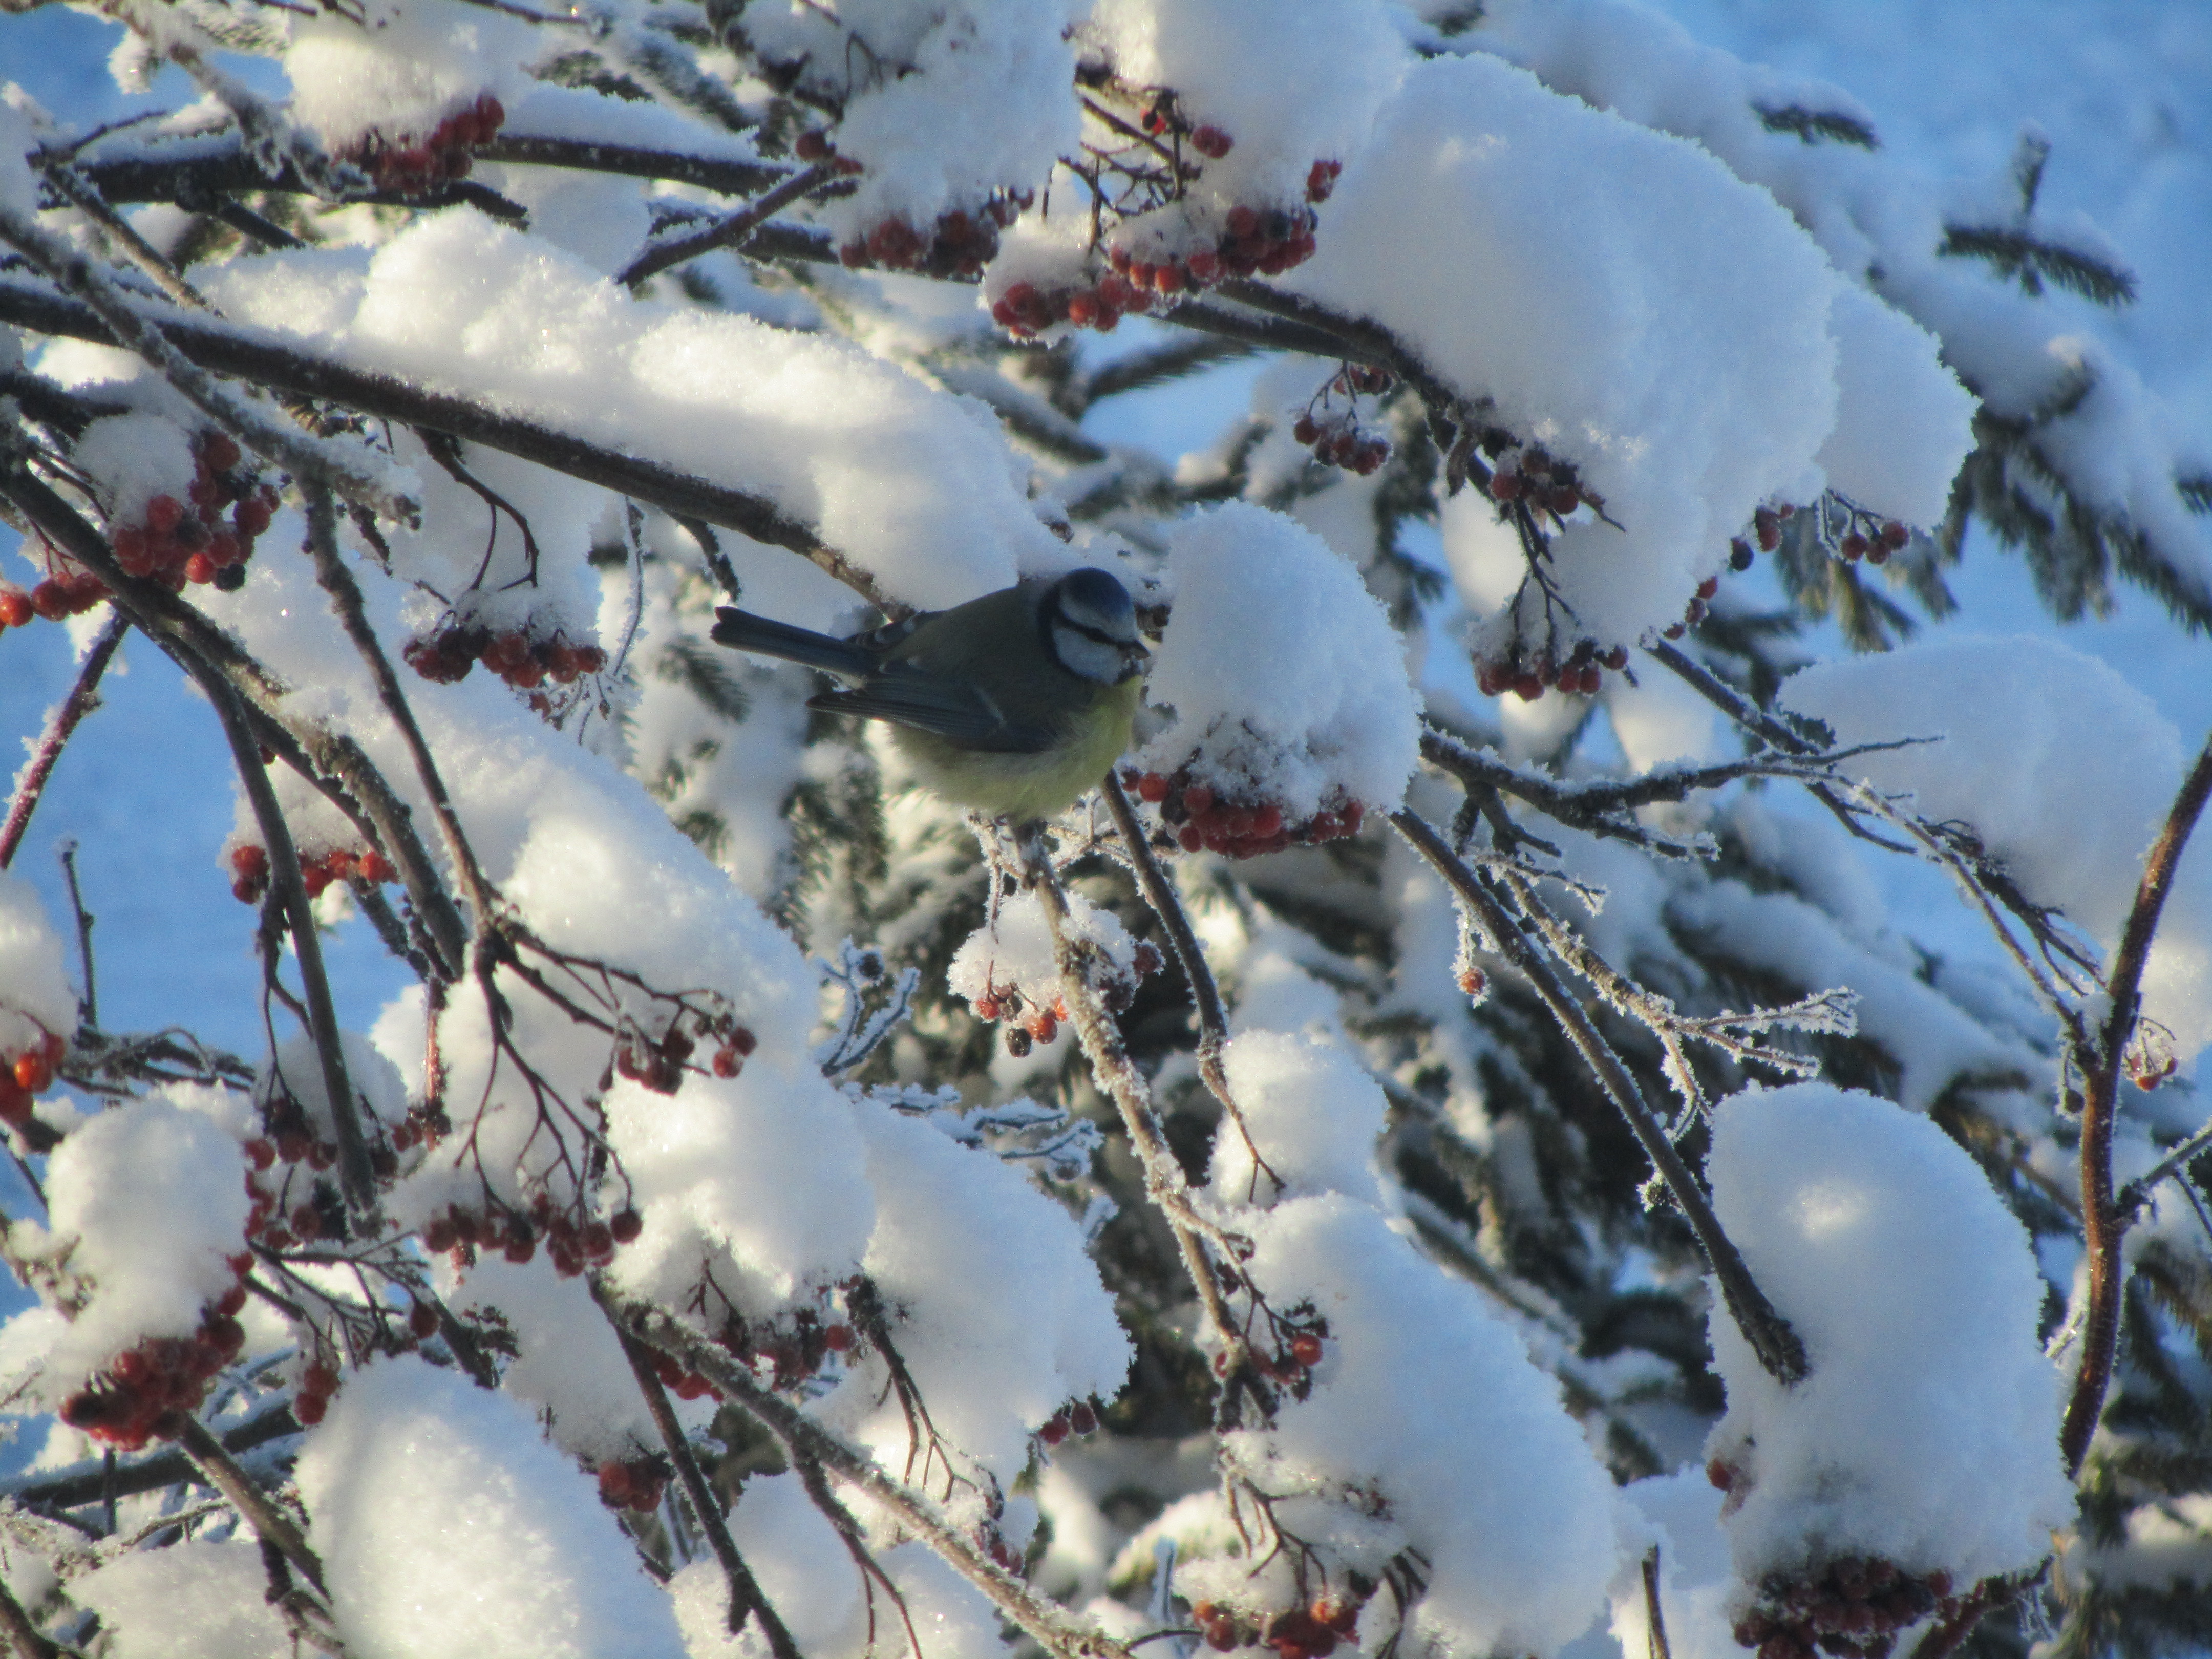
[{"x1": 1190, "y1": 125, "x2": 1233, "y2": 158}]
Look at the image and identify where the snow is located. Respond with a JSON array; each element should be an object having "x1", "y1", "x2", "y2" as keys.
[
  {"x1": 285, "y1": 0, "x2": 535, "y2": 153},
  {"x1": 948, "y1": 886, "x2": 1141, "y2": 1019},
  {"x1": 296, "y1": 1355, "x2": 688, "y2": 1659},
  {"x1": 1702, "y1": 1082, "x2": 2073, "y2": 1585},
  {"x1": 13, "y1": 1095, "x2": 249, "y2": 1399},
  {"x1": 1201, "y1": 1194, "x2": 1623, "y2": 1659},
  {"x1": 1140, "y1": 501, "x2": 1420, "y2": 818},
  {"x1": 1296, "y1": 51, "x2": 1855, "y2": 648},
  {"x1": 71, "y1": 1540, "x2": 291, "y2": 1659},
  {"x1": 1207, "y1": 1029, "x2": 1388, "y2": 1210},
  {"x1": 1783, "y1": 634, "x2": 2212, "y2": 1064},
  {"x1": 0, "y1": 869, "x2": 74, "y2": 1060}
]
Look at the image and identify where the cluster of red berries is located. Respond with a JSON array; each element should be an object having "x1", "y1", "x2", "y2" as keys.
[
  {"x1": 342, "y1": 92, "x2": 506, "y2": 195},
  {"x1": 402, "y1": 622, "x2": 608, "y2": 689},
  {"x1": 422, "y1": 1195, "x2": 643, "y2": 1278},
  {"x1": 59, "y1": 1263, "x2": 253, "y2": 1450},
  {"x1": 1129, "y1": 768, "x2": 1365, "y2": 859},
  {"x1": 1656, "y1": 573, "x2": 1727, "y2": 642},
  {"x1": 836, "y1": 197, "x2": 1019, "y2": 280},
  {"x1": 1731, "y1": 1557, "x2": 1956, "y2": 1659},
  {"x1": 1476, "y1": 638, "x2": 1630, "y2": 701},
  {"x1": 1291, "y1": 411, "x2": 1389, "y2": 476},
  {"x1": 1193, "y1": 1598, "x2": 1360, "y2": 1658},
  {"x1": 1837, "y1": 519, "x2": 1909, "y2": 566},
  {"x1": 979, "y1": 988, "x2": 1068, "y2": 1058},
  {"x1": 614, "y1": 1014, "x2": 756, "y2": 1095},
  {"x1": 0, "y1": 1028, "x2": 65, "y2": 1128},
  {"x1": 113, "y1": 433, "x2": 276, "y2": 592},
  {"x1": 646, "y1": 1347, "x2": 718, "y2": 1402},
  {"x1": 596, "y1": 1454, "x2": 671, "y2": 1513},
  {"x1": 293, "y1": 1356, "x2": 343, "y2": 1427},
  {"x1": 228, "y1": 842, "x2": 398, "y2": 905},
  {"x1": 244, "y1": 1156, "x2": 344, "y2": 1250},
  {"x1": 1035, "y1": 1399, "x2": 1100, "y2": 1448},
  {"x1": 1483, "y1": 441, "x2": 1594, "y2": 520},
  {"x1": 712, "y1": 1308, "x2": 857, "y2": 1389},
  {"x1": 0, "y1": 569, "x2": 105, "y2": 635}
]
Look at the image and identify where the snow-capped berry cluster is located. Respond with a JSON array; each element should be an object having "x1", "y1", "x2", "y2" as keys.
[
  {"x1": 227, "y1": 842, "x2": 398, "y2": 905},
  {"x1": 976, "y1": 985, "x2": 1070, "y2": 1057},
  {"x1": 1479, "y1": 435, "x2": 1599, "y2": 522},
  {"x1": 292, "y1": 1356, "x2": 342, "y2": 1427},
  {"x1": 1658, "y1": 575, "x2": 1725, "y2": 641},
  {"x1": 1729, "y1": 1554, "x2": 1956, "y2": 1659},
  {"x1": 1476, "y1": 637, "x2": 1632, "y2": 701},
  {"x1": 0, "y1": 1029, "x2": 65, "y2": 1129},
  {"x1": 1838, "y1": 518, "x2": 1910, "y2": 566},
  {"x1": 58, "y1": 1263, "x2": 252, "y2": 1450},
  {"x1": 422, "y1": 1195, "x2": 643, "y2": 1278},
  {"x1": 1193, "y1": 1597, "x2": 1362, "y2": 1658},
  {"x1": 401, "y1": 620, "x2": 608, "y2": 690},
  {"x1": 1129, "y1": 767, "x2": 1366, "y2": 858},
  {"x1": 595, "y1": 1455, "x2": 670, "y2": 1514},
  {"x1": 341, "y1": 92, "x2": 506, "y2": 195},
  {"x1": 613, "y1": 1013, "x2": 756, "y2": 1094},
  {"x1": 113, "y1": 432, "x2": 278, "y2": 592},
  {"x1": 1291, "y1": 411, "x2": 1388, "y2": 476},
  {"x1": 1036, "y1": 1397, "x2": 1101, "y2": 1448},
  {"x1": 837, "y1": 195, "x2": 1023, "y2": 280}
]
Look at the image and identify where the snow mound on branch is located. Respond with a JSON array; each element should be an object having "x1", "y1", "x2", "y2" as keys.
[
  {"x1": 748, "y1": 0, "x2": 1082, "y2": 238},
  {"x1": 1292, "y1": 52, "x2": 1849, "y2": 646},
  {"x1": 72, "y1": 1541, "x2": 291, "y2": 1659},
  {"x1": 286, "y1": 0, "x2": 536, "y2": 151},
  {"x1": 1208, "y1": 1030, "x2": 1387, "y2": 1210},
  {"x1": 201, "y1": 216, "x2": 1058, "y2": 608},
  {"x1": 949, "y1": 887, "x2": 1141, "y2": 1017},
  {"x1": 1703, "y1": 1083, "x2": 2072, "y2": 1585},
  {"x1": 1140, "y1": 502, "x2": 1420, "y2": 818},
  {"x1": 22, "y1": 1097, "x2": 250, "y2": 1400},
  {"x1": 0, "y1": 869, "x2": 73, "y2": 1058},
  {"x1": 1200, "y1": 1195, "x2": 1621, "y2": 1659},
  {"x1": 1817, "y1": 283, "x2": 1976, "y2": 529},
  {"x1": 1082, "y1": 0, "x2": 1403, "y2": 208},
  {"x1": 811, "y1": 1093, "x2": 1131, "y2": 1487},
  {"x1": 436, "y1": 1256, "x2": 653, "y2": 1463},
  {"x1": 1783, "y1": 634, "x2": 2212, "y2": 1065},
  {"x1": 298, "y1": 1356, "x2": 686, "y2": 1659}
]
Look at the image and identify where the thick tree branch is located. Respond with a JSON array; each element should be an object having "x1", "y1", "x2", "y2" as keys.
[{"x1": 171, "y1": 1414, "x2": 328, "y2": 1597}]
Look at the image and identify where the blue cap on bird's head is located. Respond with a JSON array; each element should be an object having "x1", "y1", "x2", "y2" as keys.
[{"x1": 1044, "y1": 567, "x2": 1145, "y2": 685}]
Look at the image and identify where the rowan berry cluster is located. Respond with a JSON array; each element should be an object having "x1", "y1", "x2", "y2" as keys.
[
  {"x1": 1477, "y1": 636, "x2": 1630, "y2": 701},
  {"x1": 58, "y1": 1264, "x2": 253, "y2": 1450},
  {"x1": 979, "y1": 986, "x2": 1067, "y2": 1057},
  {"x1": 292, "y1": 1356, "x2": 344, "y2": 1427},
  {"x1": 713, "y1": 1307, "x2": 857, "y2": 1389},
  {"x1": 422, "y1": 1195, "x2": 643, "y2": 1278},
  {"x1": 1036, "y1": 1398, "x2": 1100, "y2": 1447},
  {"x1": 645, "y1": 1347, "x2": 717, "y2": 1401},
  {"x1": 1292, "y1": 410, "x2": 1390, "y2": 476},
  {"x1": 0, "y1": 568, "x2": 105, "y2": 637},
  {"x1": 1659, "y1": 574, "x2": 1725, "y2": 641},
  {"x1": 837, "y1": 195, "x2": 1022, "y2": 279},
  {"x1": 1192, "y1": 1598, "x2": 1361, "y2": 1658},
  {"x1": 401, "y1": 621, "x2": 608, "y2": 689},
  {"x1": 228, "y1": 842, "x2": 398, "y2": 905},
  {"x1": 341, "y1": 92, "x2": 506, "y2": 194},
  {"x1": 0, "y1": 1028, "x2": 65, "y2": 1128},
  {"x1": 1731, "y1": 1556, "x2": 1955, "y2": 1659},
  {"x1": 111, "y1": 432, "x2": 275, "y2": 593},
  {"x1": 1129, "y1": 768, "x2": 1366, "y2": 858},
  {"x1": 1837, "y1": 518, "x2": 1910, "y2": 565},
  {"x1": 613, "y1": 1012, "x2": 756, "y2": 1094},
  {"x1": 596, "y1": 1454, "x2": 670, "y2": 1514},
  {"x1": 1482, "y1": 439, "x2": 1595, "y2": 520}
]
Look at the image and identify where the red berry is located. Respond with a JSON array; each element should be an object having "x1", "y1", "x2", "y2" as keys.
[
  {"x1": 1289, "y1": 1332, "x2": 1323, "y2": 1367},
  {"x1": 0, "y1": 589, "x2": 29, "y2": 628},
  {"x1": 0, "y1": 1074, "x2": 31, "y2": 1128},
  {"x1": 598, "y1": 1460, "x2": 635, "y2": 1505},
  {"x1": 201, "y1": 433, "x2": 241, "y2": 472},
  {"x1": 611, "y1": 1207, "x2": 644, "y2": 1243},
  {"x1": 1191, "y1": 125, "x2": 1233, "y2": 158},
  {"x1": 30, "y1": 580, "x2": 71, "y2": 622},
  {"x1": 1069, "y1": 1400, "x2": 1098, "y2": 1434},
  {"x1": 295, "y1": 1393, "x2": 327, "y2": 1426},
  {"x1": 1697, "y1": 575, "x2": 1719, "y2": 600},
  {"x1": 184, "y1": 552, "x2": 216, "y2": 585},
  {"x1": 823, "y1": 1323, "x2": 855, "y2": 1352},
  {"x1": 1184, "y1": 783, "x2": 1214, "y2": 815},
  {"x1": 146, "y1": 495, "x2": 183, "y2": 535},
  {"x1": 1038, "y1": 1412, "x2": 1069, "y2": 1446}
]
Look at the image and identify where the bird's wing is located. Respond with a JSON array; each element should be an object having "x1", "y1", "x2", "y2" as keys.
[
  {"x1": 711, "y1": 607, "x2": 876, "y2": 679},
  {"x1": 809, "y1": 669, "x2": 1056, "y2": 753}
]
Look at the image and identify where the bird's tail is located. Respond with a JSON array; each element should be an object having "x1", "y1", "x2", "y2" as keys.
[{"x1": 710, "y1": 607, "x2": 873, "y2": 679}]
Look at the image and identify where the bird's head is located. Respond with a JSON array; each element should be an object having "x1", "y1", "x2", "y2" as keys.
[{"x1": 1043, "y1": 567, "x2": 1147, "y2": 685}]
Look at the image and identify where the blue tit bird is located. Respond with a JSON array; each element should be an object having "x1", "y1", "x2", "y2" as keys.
[{"x1": 709, "y1": 567, "x2": 1148, "y2": 820}]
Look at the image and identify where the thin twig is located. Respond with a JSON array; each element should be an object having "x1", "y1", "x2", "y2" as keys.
[
  {"x1": 1390, "y1": 807, "x2": 1810, "y2": 1385},
  {"x1": 0, "y1": 612, "x2": 127, "y2": 870},
  {"x1": 2060, "y1": 730, "x2": 2212, "y2": 1474},
  {"x1": 620, "y1": 161, "x2": 835, "y2": 288}
]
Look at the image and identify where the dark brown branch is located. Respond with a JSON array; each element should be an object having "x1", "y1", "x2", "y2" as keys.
[
  {"x1": 1, "y1": 1404, "x2": 301, "y2": 1511},
  {"x1": 0, "y1": 613, "x2": 126, "y2": 870},
  {"x1": 598, "y1": 1287, "x2": 803, "y2": 1659},
  {"x1": 619, "y1": 161, "x2": 836, "y2": 289},
  {"x1": 172, "y1": 1414, "x2": 329, "y2": 1597},
  {"x1": 0, "y1": 1573, "x2": 65, "y2": 1659},
  {"x1": 0, "y1": 278, "x2": 889, "y2": 610},
  {"x1": 1390, "y1": 807, "x2": 1810, "y2": 1385},
  {"x1": 2060, "y1": 730, "x2": 2212, "y2": 1473}
]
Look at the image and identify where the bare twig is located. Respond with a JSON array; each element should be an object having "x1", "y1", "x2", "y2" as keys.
[
  {"x1": 1390, "y1": 807, "x2": 1810, "y2": 1385},
  {"x1": 171, "y1": 1414, "x2": 328, "y2": 1596},
  {"x1": 2060, "y1": 731, "x2": 2212, "y2": 1474},
  {"x1": 0, "y1": 613, "x2": 126, "y2": 870},
  {"x1": 620, "y1": 161, "x2": 836, "y2": 288}
]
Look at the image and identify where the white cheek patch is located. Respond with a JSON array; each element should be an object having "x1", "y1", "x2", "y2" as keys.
[{"x1": 1051, "y1": 623, "x2": 1125, "y2": 686}]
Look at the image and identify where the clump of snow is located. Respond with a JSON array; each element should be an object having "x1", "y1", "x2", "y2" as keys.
[
  {"x1": 297, "y1": 1355, "x2": 687, "y2": 1659},
  {"x1": 1140, "y1": 502, "x2": 1420, "y2": 819},
  {"x1": 71, "y1": 1541, "x2": 292, "y2": 1659},
  {"x1": 1293, "y1": 52, "x2": 1845, "y2": 647},
  {"x1": 948, "y1": 887, "x2": 1141, "y2": 1017},
  {"x1": 1816, "y1": 284, "x2": 1977, "y2": 528},
  {"x1": 17, "y1": 1098, "x2": 250, "y2": 1399},
  {"x1": 811, "y1": 1092, "x2": 1131, "y2": 1491},
  {"x1": 0, "y1": 869, "x2": 74, "y2": 1058},
  {"x1": 1207, "y1": 1030, "x2": 1387, "y2": 1210},
  {"x1": 1783, "y1": 634, "x2": 2212, "y2": 1063},
  {"x1": 198, "y1": 216, "x2": 1059, "y2": 609},
  {"x1": 286, "y1": 0, "x2": 535, "y2": 152},
  {"x1": 1194, "y1": 1194, "x2": 1622, "y2": 1658},
  {"x1": 0, "y1": 97, "x2": 36, "y2": 216},
  {"x1": 260, "y1": 1029, "x2": 408, "y2": 1142},
  {"x1": 1702, "y1": 1082, "x2": 2073, "y2": 1586},
  {"x1": 67, "y1": 412, "x2": 200, "y2": 531}
]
